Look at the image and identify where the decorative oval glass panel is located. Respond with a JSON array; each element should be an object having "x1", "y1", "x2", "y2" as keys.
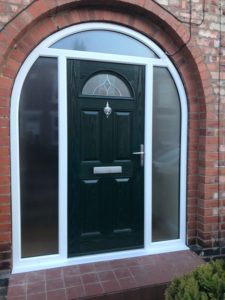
[
  {"x1": 51, "y1": 30, "x2": 157, "y2": 58},
  {"x1": 82, "y1": 73, "x2": 132, "y2": 97}
]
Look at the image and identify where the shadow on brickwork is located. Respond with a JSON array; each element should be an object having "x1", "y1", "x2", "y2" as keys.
[{"x1": 0, "y1": 272, "x2": 9, "y2": 300}]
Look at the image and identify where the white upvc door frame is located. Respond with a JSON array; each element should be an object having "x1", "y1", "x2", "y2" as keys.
[{"x1": 11, "y1": 23, "x2": 188, "y2": 273}]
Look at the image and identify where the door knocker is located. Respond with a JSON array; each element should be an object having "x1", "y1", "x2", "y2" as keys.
[{"x1": 104, "y1": 102, "x2": 112, "y2": 118}]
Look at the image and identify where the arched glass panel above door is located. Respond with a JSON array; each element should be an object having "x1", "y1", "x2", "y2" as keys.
[
  {"x1": 82, "y1": 73, "x2": 132, "y2": 97},
  {"x1": 51, "y1": 30, "x2": 158, "y2": 58}
]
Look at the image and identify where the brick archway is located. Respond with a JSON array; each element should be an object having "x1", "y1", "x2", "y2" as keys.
[{"x1": 0, "y1": 0, "x2": 213, "y2": 270}]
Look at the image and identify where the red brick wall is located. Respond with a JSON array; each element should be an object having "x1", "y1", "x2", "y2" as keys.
[
  {"x1": 0, "y1": 0, "x2": 224, "y2": 272},
  {"x1": 0, "y1": 0, "x2": 32, "y2": 29},
  {"x1": 156, "y1": 0, "x2": 225, "y2": 252}
]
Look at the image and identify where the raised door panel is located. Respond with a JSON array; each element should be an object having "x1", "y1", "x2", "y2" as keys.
[
  {"x1": 81, "y1": 111, "x2": 100, "y2": 161},
  {"x1": 113, "y1": 178, "x2": 132, "y2": 232},
  {"x1": 114, "y1": 112, "x2": 131, "y2": 160},
  {"x1": 80, "y1": 179, "x2": 101, "y2": 237}
]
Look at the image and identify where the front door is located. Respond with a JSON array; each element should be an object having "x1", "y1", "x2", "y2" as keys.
[{"x1": 67, "y1": 60, "x2": 145, "y2": 257}]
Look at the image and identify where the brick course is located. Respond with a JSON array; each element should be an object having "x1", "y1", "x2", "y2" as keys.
[{"x1": 0, "y1": 0, "x2": 224, "y2": 273}]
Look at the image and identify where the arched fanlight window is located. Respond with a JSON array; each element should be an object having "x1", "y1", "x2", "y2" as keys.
[
  {"x1": 11, "y1": 23, "x2": 187, "y2": 272},
  {"x1": 82, "y1": 73, "x2": 132, "y2": 97},
  {"x1": 51, "y1": 30, "x2": 157, "y2": 58}
]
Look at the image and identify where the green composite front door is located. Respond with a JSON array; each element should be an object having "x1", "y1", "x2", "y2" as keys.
[{"x1": 67, "y1": 59, "x2": 145, "y2": 257}]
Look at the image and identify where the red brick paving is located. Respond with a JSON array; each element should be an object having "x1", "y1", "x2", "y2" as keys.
[{"x1": 7, "y1": 250, "x2": 204, "y2": 300}]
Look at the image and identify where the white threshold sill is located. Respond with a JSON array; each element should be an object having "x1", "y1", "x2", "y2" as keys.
[{"x1": 13, "y1": 242, "x2": 189, "y2": 274}]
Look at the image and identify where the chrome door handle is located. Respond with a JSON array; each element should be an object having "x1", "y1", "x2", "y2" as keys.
[
  {"x1": 132, "y1": 144, "x2": 144, "y2": 167},
  {"x1": 132, "y1": 152, "x2": 144, "y2": 155}
]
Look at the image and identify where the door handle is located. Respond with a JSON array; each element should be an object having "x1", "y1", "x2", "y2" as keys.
[{"x1": 132, "y1": 144, "x2": 144, "y2": 167}]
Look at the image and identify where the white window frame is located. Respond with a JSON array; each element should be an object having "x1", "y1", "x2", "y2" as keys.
[{"x1": 11, "y1": 22, "x2": 188, "y2": 273}]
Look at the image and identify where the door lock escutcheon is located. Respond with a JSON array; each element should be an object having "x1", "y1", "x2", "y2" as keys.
[{"x1": 132, "y1": 144, "x2": 144, "y2": 167}]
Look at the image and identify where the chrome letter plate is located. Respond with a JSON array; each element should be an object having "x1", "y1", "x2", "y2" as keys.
[{"x1": 93, "y1": 166, "x2": 122, "y2": 174}]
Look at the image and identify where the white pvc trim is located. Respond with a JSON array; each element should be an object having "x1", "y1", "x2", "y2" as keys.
[
  {"x1": 40, "y1": 49, "x2": 163, "y2": 65},
  {"x1": 11, "y1": 50, "x2": 41, "y2": 269},
  {"x1": 11, "y1": 22, "x2": 188, "y2": 273},
  {"x1": 13, "y1": 243, "x2": 188, "y2": 274},
  {"x1": 58, "y1": 55, "x2": 68, "y2": 260},
  {"x1": 164, "y1": 58, "x2": 188, "y2": 245},
  {"x1": 144, "y1": 63, "x2": 153, "y2": 248}
]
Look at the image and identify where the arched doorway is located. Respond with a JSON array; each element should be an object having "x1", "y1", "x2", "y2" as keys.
[{"x1": 11, "y1": 23, "x2": 187, "y2": 273}]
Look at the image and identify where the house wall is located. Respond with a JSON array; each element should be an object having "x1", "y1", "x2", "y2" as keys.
[{"x1": 0, "y1": 0, "x2": 224, "y2": 275}]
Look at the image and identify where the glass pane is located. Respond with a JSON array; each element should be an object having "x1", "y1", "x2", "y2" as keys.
[
  {"x1": 51, "y1": 30, "x2": 157, "y2": 58},
  {"x1": 19, "y1": 57, "x2": 58, "y2": 257},
  {"x1": 152, "y1": 67, "x2": 181, "y2": 242},
  {"x1": 82, "y1": 73, "x2": 132, "y2": 97}
]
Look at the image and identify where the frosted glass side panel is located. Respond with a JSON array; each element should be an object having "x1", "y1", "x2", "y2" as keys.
[
  {"x1": 152, "y1": 67, "x2": 181, "y2": 242},
  {"x1": 19, "y1": 57, "x2": 58, "y2": 257},
  {"x1": 51, "y1": 30, "x2": 157, "y2": 58}
]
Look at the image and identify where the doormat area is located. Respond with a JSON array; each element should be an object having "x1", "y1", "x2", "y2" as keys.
[{"x1": 7, "y1": 250, "x2": 204, "y2": 300}]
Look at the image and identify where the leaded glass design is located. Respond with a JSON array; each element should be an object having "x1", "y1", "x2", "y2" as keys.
[{"x1": 82, "y1": 73, "x2": 132, "y2": 97}]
